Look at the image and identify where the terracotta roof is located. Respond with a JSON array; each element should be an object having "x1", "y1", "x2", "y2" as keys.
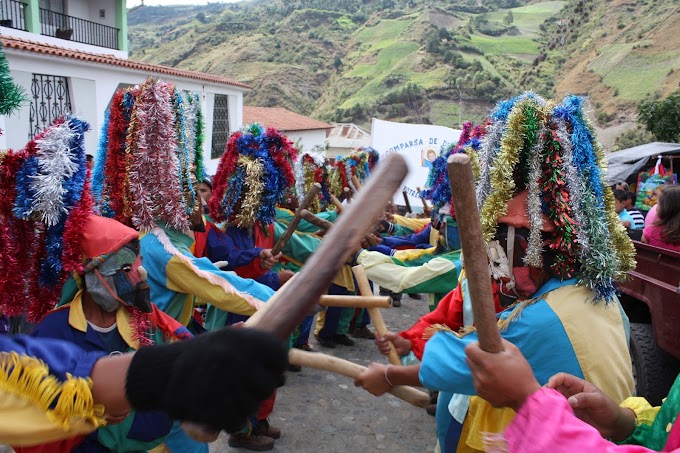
[
  {"x1": 0, "y1": 35, "x2": 251, "y2": 90},
  {"x1": 243, "y1": 106, "x2": 332, "y2": 132}
]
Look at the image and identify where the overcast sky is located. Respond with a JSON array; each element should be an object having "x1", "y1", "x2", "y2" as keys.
[{"x1": 128, "y1": 0, "x2": 242, "y2": 6}]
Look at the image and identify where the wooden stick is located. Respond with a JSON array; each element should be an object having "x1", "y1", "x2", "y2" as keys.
[
  {"x1": 271, "y1": 183, "x2": 322, "y2": 255},
  {"x1": 320, "y1": 295, "x2": 391, "y2": 308},
  {"x1": 447, "y1": 154, "x2": 502, "y2": 353},
  {"x1": 288, "y1": 349, "x2": 430, "y2": 408},
  {"x1": 402, "y1": 190, "x2": 412, "y2": 213},
  {"x1": 300, "y1": 209, "x2": 334, "y2": 231},
  {"x1": 352, "y1": 265, "x2": 401, "y2": 366},
  {"x1": 416, "y1": 186, "x2": 431, "y2": 214},
  {"x1": 344, "y1": 187, "x2": 352, "y2": 201},
  {"x1": 351, "y1": 175, "x2": 363, "y2": 191},
  {"x1": 329, "y1": 195, "x2": 344, "y2": 213},
  {"x1": 252, "y1": 154, "x2": 408, "y2": 339},
  {"x1": 243, "y1": 273, "x2": 298, "y2": 328}
]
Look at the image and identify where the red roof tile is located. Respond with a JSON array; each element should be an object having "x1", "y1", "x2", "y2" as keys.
[
  {"x1": 243, "y1": 106, "x2": 332, "y2": 132},
  {"x1": 0, "y1": 35, "x2": 251, "y2": 90}
]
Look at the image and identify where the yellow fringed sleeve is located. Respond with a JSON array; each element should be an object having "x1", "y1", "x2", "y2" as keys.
[
  {"x1": 620, "y1": 396, "x2": 660, "y2": 427},
  {"x1": 0, "y1": 353, "x2": 105, "y2": 446}
]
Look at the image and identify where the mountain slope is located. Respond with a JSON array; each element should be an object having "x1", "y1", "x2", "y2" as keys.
[{"x1": 128, "y1": 0, "x2": 679, "y2": 144}]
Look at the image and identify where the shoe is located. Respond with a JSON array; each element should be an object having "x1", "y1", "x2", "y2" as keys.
[
  {"x1": 352, "y1": 326, "x2": 375, "y2": 339},
  {"x1": 288, "y1": 363, "x2": 302, "y2": 372},
  {"x1": 333, "y1": 334, "x2": 355, "y2": 346},
  {"x1": 391, "y1": 296, "x2": 401, "y2": 307},
  {"x1": 255, "y1": 419, "x2": 282, "y2": 439},
  {"x1": 426, "y1": 403, "x2": 437, "y2": 416},
  {"x1": 408, "y1": 293, "x2": 423, "y2": 300},
  {"x1": 228, "y1": 433, "x2": 274, "y2": 451},
  {"x1": 316, "y1": 336, "x2": 336, "y2": 348}
]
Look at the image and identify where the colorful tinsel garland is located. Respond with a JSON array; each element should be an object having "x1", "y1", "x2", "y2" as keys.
[{"x1": 210, "y1": 123, "x2": 297, "y2": 228}]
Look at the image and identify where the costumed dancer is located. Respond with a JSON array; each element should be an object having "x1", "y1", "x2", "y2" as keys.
[
  {"x1": 92, "y1": 79, "x2": 276, "y2": 452},
  {"x1": 356, "y1": 93, "x2": 637, "y2": 453},
  {"x1": 466, "y1": 340, "x2": 680, "y2": 452},
  {"x1": 203, "y1": 123, "x2": 297, "y2": 450},
  {"x1": 312, "y1": 148, "x2": 380, "y2": 348}
]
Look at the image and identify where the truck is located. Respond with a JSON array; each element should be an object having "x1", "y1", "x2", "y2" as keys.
[{"x1": 617, "y1": 240, "x2": 680, "y2": 405}]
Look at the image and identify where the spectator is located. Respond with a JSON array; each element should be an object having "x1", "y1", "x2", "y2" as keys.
[
  {"x1": 85, "y1": 154, "x2": 94, "y2": 171},
  {"x1": 624, "y1": 191, "x2": 645, "y2": 229},
  {"x1": 614, "y1": 189, "x2": 634, "y2": 229},
  {"x1": 642, "y1": 185, "x2": 680, "y2": 252}
]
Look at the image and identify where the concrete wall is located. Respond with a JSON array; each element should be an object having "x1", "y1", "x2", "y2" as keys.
[{"x1": 284, "y1": 129, "x2": 328, "y2": 153}]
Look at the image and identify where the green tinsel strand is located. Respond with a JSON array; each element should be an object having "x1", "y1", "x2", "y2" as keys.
[
  {"x1": 193, "y1": 95, "x2": 205, "y2": 180},
  {"x1": 0, "y1": 44, "x2": 26, "y2": 116}
]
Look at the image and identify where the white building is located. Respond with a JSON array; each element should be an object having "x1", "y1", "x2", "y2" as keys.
[
  {"x1": 242, "y1": 106, "x2": 332, "y2": 165},
  {"x1": 327, "y1": 123, "x2": 371, "y2": 159},
  {"x1": 0, "y1": 0, "x2": 250, "y2": 171}
]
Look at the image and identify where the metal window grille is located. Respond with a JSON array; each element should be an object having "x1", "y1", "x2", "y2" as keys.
[
  {"x1": 29, "y1": 74, "x2": 72, "y2": 140},
  {"x1": 211, "y1": 94, "x2": 230, "y2": 159}
]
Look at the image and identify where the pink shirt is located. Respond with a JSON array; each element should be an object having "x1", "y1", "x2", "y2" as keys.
[
  {"x1": 496, "y1": 388, "x2": 680, "y2": 453},
  {"x1": 643, "y1": 224, "x2": 680, "y2": 252}
]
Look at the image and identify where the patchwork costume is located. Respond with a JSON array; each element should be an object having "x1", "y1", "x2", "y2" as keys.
[{"x1": 417, "y1": 94, "x2": 636, "y2": 452}]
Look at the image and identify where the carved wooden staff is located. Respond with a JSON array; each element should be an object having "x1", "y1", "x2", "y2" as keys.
[
  {"x1": 300, "y1": 209, "x2": 378, "y2": 246},
  {"x1": 271, "y1": 182, "x2": 322, "y2": 256},
  {"x1": 329, "y1": 194, "x2": 344, "y2": 213},
  {"x1": 402, "y1": 189, "x2": 412, "y2": 213},
  {"x1": 447, "y1": 154, "x2": 503, "y2": 353},
  {"x1": 416, "y1": 186, "x2": 431, "y2": 215},
  {"x1": 352, "y1": 265, "x2": 401, "y2": 366},
  {"x1": 288, "y1": 349, "x2": 429, "y2": 408},
  {"x1": 320, "y1": 295, "x2": 391, "y2": 308}
]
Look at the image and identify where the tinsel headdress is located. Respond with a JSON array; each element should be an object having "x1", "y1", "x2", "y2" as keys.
[
  {"x1": 92, "y1": 77, "x2": 205, "y2": 232},
  {"x1": 209, "y1": 123, "x2": 298, "y2": 229},
  {"x1": 0, "y1": 116, "x2": 93, "y2": 322},
  {"x1": 294, "y1": 145, "x2": 331, "y2": 214},
  {"x1": 472, "y1": 92, "x2": 635, "y2": 301},
  {"x1": 421, "y1": 121, "x2": 487, "y2": 212},
  {"x1": 329, "y1": 146, "x2": 380, "y2": 200}
]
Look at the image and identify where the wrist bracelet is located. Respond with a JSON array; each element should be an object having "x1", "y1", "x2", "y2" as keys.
[{"x1": 384, "y1": 364, "x2": 394, "y2": 387}]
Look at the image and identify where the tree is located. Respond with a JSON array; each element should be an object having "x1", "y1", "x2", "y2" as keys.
[
  {"x1": 504, "y1": 10, "x2": 514, "y2": 25},
  {"x1": 196, "y1": 12, "x2": 207, "y2": 23},
  {"x1": 637, "y1": 91, "x2": 680, "y2": 143},
  {"x1": 333, "y1": 56, "x2": 343, "y2": 72}
]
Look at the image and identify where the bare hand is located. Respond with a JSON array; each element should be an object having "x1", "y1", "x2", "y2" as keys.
[
  {"x1": 259, "y1": 249, "x2": 281, "y2": 269},
  {"x1": 376, "y1": 332, "x2": 411, "y2": 356},
  {"x1": 277, "y1": 269, "x2": 295, "y2": 285},
  {"x1": 354, "y1": 363, "x2": 391, "y2": 396},
  {"x1": 465, "y1": 339, "x2": 540, "y2": 411},
  {"x1": 546, "y1": 373, "x2": 636, "y2": 441}
]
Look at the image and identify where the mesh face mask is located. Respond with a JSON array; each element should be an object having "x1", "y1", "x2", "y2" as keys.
[{"x1": 84, "y1": 241, "x2": 152, "y2": 313}]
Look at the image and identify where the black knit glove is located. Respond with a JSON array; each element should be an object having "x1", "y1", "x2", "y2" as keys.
[{"x1": 125, "y1": 327, "x2": 287, "y2": 433}]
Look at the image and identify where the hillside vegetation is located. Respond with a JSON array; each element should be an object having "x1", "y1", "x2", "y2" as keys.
[{"x1": 128, "y1": 0, "x2": 680, "y2": 146}]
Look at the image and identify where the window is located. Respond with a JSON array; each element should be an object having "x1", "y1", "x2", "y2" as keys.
[
  {"x1": 29, "y1": 74, "x2": 72, "y2": 140},
  {"x1": 40, "y1": 0, "x2": 65, "y2": 28},
  {"x1": 211, "y1": 94, "x2": 230, "y2": 159},
  {"x1": 39, "y1": 0, "x2": 64, "y2": 13}
]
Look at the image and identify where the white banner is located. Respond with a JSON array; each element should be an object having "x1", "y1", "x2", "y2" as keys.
[{"x1": 371, "y1": 118, "x2": 461, "y2": 210}]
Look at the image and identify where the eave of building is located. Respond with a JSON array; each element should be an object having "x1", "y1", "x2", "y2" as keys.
[{"x1": 0, "y1": 34, "x2": 252, "y2": 91}]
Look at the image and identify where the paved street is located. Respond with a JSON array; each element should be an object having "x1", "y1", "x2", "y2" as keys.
[{"x1": 210, "y1": 294, "x2": 437, "y2": 453}]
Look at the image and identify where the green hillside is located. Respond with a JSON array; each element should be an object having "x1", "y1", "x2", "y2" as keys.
[{"x1": 128, "y1": 0, "x2": 680, "y2": 141}]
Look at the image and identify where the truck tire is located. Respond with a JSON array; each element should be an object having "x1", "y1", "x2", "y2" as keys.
[{"x1": 629, "y1": 322, "x2": 679, "y2": 406}]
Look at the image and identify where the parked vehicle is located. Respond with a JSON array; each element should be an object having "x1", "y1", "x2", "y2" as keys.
[{"x1": 617, "y1": 240, "x2": 680, "y2": 405}]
